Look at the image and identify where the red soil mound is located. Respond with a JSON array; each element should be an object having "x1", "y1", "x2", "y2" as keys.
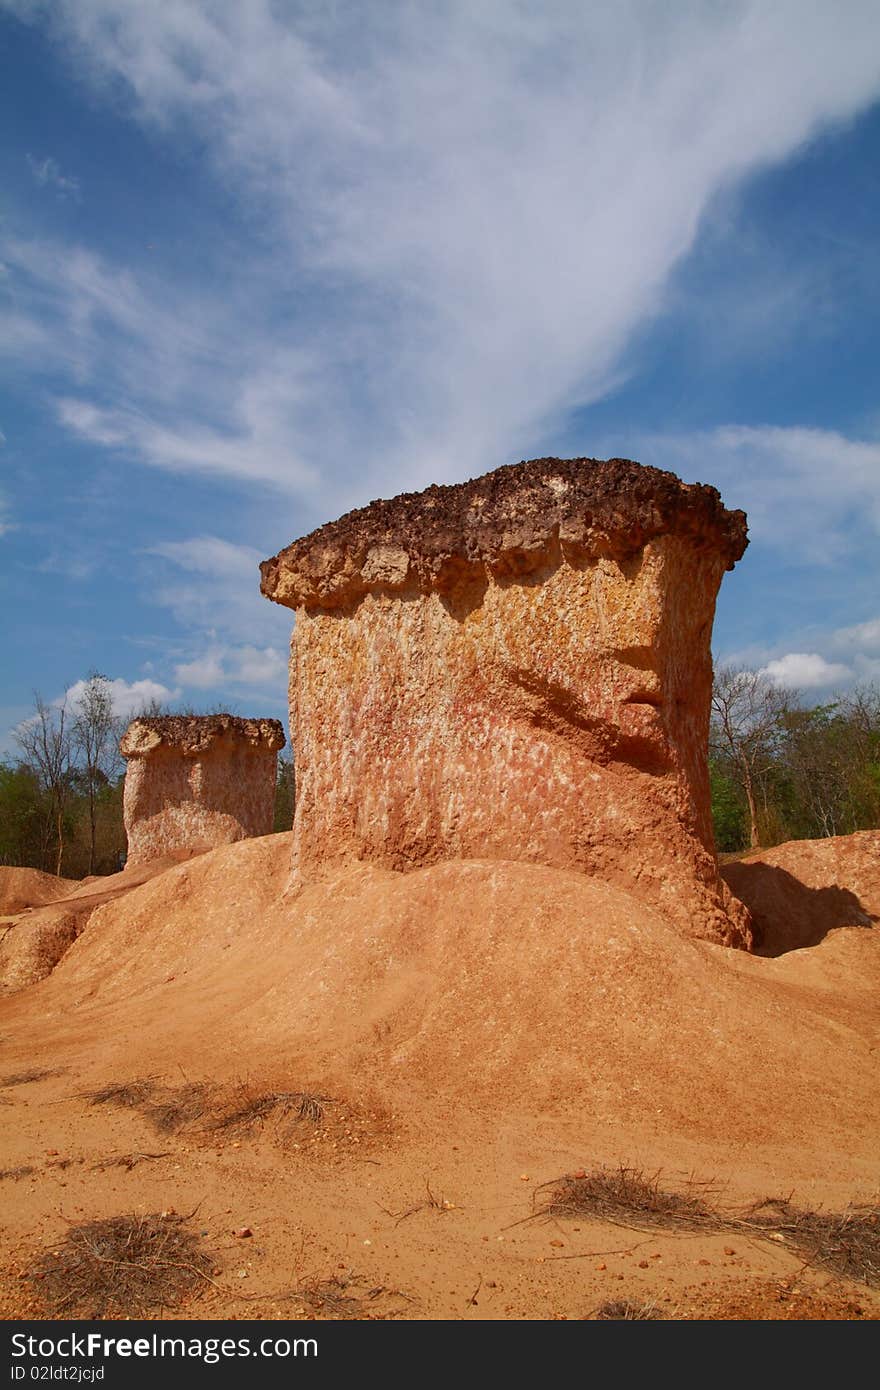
[
  {"x1": 2, "y1": 832, "x2": 877, "y2": 1174},
  {"x1": 0, "y1": 867, "x2": 78, "y2": 915},
  {"x1": 722, "y1": 830, "x2": 880, "y2": 956},
  {"x1": 0, "y1": 850, "x2": 210, "y2": 991}
]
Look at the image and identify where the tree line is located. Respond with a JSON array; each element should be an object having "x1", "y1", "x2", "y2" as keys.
[
  {"x1": 710, "y1": 668, "x2": 880, "y2": 853},
  {"x1": 0, "y1": 675, "x2": 295, "y2": 879}
]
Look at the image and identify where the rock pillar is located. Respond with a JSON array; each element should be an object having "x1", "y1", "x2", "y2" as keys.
[
  {"x1": 120, "y1": 715, "x2": 285, "y2": 867},
  {"x1": 260, "y1": 457, "x2": 751, "y2": 946}
]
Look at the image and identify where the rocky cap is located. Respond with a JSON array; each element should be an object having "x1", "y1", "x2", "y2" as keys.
[
  {"x1": 120, "y1": 715, "x2": 286, "y2": 759},
  {"x1": 260, "y1": 456, "x2": 748, "y2": 611}
]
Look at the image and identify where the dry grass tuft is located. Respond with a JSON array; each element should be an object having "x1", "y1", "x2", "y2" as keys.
[
  {"x1": 592, "y1": 1299, "x2": 665, "y2": 1320},
  {"x1": 297, "y1": 1093, "x2": 329, "y2": 1124},
  {"x1": 85, "y1": 1078, "x2": 158, "y2": 1108},
  {"x1": 91, "y1": 1152, "x2": 170, "y2": 1172},
  {"x1": 292, "y1": 1272, "x2": 409, "y2": 1320},
  {"x1": 78, "y1": 1074, "x2": 387, "y2": 1156},
  {"x1": 534, "y1": 1164, "x2": 880, "y2": 1292},
  {"x1": 746, "y1": 1199, "x2": 880, "y2": 1288},
  {"x1": 85, "y1": 1077, "x2": 210, "y2": 1134},
  {"x1": 26, "y1": 1213, "x2": 217, "y2": 1317},
  {"x1": 536, "y1": 1164, "x2": 719, "y2": 1233},
  {"x1": 208, "y1": 1086, "x2": 333, "y2": 1134},
  {"x1": 380, "y1": 1179, "x2": 456, "y2": 1227},
  {"x1": 144, "y1": 1083, "x2": 211, "y2": 1135},
  {"x1": 1, "y1": 1068, "x2": 63, "y2": 1088},
  {"x1": 0, "y1": 1164, "x2": 36, "y2": 1181}
]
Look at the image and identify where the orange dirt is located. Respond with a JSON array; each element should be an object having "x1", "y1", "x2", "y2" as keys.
[
  {"x1": 722, "y1": 830, "x2": 879, "y2": 955},
  {"x1": 0, "y1": 831, "x2": 877, "y2": 1321},
  {"x1": 0, "y1": 867, "x2": 78, "y2": 915},
  {"x1": 0, "y1": 850, "x2": 210, "y2": 992}
]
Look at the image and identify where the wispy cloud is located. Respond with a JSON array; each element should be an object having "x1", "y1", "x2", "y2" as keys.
[
  {"x1": 630, "y1": 424, "x2": 880, "y2": 564},
  {"x1": 828, "y1": 615, "x2": 880, "y2": 685},
  {"x1": 832, "y1": 616, "x2": 880, "y2": 655},
  {"x1": 4, "y1": 2, "x2": 880, "y2": 506},
  {"x1": 174, "y1": 652, "x2": 225, "y2": 690},
  {"x1": 149, "y1": 536, "x2": 262, "y2": 580},
  {"x1": 56, "y1": 374, "x2": 320, "y2": 493},
  {"x1": 26, "y1": 153, "x2": 80, "y2": 199},
  {"x1": 146, "y1": 535, "x2": 292, "y2": 647},
  {"x1": 0, "y1": 232, "x2": 320, "y2": 494}
]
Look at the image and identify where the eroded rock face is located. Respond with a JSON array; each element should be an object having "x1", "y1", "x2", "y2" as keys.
[
  {"x1": 261, "y1": 457, "x2": 751, "y2": 947},
  {"x1": 120, "y1": 715, "x2": 285, "y2": 867}
]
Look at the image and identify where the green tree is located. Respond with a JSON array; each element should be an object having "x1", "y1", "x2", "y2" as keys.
[
  {"x1": 0, "y1": 761, "x2": 49, "y2": 867},
  {"x1": 709, "y1": 759, "x2": 747, "y2": 853},
  {"x1": 273, "y1": 755, "x2": 295, "y2": 832},
  {"x1": 777, "y1": 687, "x2": 880, "y2": 839}
]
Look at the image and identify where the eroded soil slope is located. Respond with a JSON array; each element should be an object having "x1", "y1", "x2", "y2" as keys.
[{"x1": 1, "y1": 831, "x2": 877, "y2": 1320}]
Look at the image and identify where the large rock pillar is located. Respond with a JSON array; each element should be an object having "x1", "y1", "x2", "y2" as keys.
[
  {"x1": 260, "y1": 457, "x2": 751, "y2": 947},
  {"x1": 120, "y1": 715, "x2": 285, "y2": 867}
]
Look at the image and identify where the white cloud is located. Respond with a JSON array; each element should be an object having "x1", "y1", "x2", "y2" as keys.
[
  {"x1": 174, "y1": 644, "x2": 286, "y2": 691},
  {"x1": 831, "y1": 616, "x2": 880, "y2": 656},
  {"x1": 26, "y1": 153, "x2": 80, "y2": 198},
  {"x1": 630, "y1": 424, "x2": 880, "y2": 564},
  {"x1": 0, "y1": 310, "x2": 49, "y2": 361},
  {"x1": 4, "y1": 2, "x2": 880, "y2": 504},
  {"x1": 3, "y1": 236, "x2": 265, "y2": 435},
  {"x1": 56, "y1": 365, "x2": 320, "y2": 493},
  {"x1": 61, "y1": 675, "x2": 178, "y2": 719},
  {"x1": 759, "y1": 652, "x2": 852, "y2": 690},
  {"x1": 231, "y1": 646, "x2": 287, "y2": 687},
  {"x1": 174, "y1": 653, "x2": 226, "y2": 689},
  {"x1": 828, "y1": 614, "x2": 880, "y2": 685},
  {"x1": 722, "y1": 612, "x2": 880, "y2": 694}
]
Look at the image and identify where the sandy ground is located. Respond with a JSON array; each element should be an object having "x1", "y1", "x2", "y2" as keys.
[
  {"x1": 0, "y1": 831, "x2": 878, "y2": 1321},
  {"x1": 0, "y1": 868, "x2": 78, "y2": 916}
]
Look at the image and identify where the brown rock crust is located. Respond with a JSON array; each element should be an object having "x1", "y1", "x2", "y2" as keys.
[
  {"x1": 261, "y1": 456, "x2": 751, "y2": 947},
  {"x1": 121, "y1": 715, "x2": 285, "y2": 868},
  {"x1": 260, "y1": 456, "x2": 747, "y2": 610},
  {"x1": 119, "y1": 714, "x2": 285, "y2": 758}
]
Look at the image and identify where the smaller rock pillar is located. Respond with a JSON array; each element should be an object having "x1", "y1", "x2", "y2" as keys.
[{"x1": 120, "y1": 715, "x2": 285, "y2": 867}]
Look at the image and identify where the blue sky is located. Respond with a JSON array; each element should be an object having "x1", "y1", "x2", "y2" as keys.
[{"x1": 2, "y1": 1, "x2": 880, "y2": 752}]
